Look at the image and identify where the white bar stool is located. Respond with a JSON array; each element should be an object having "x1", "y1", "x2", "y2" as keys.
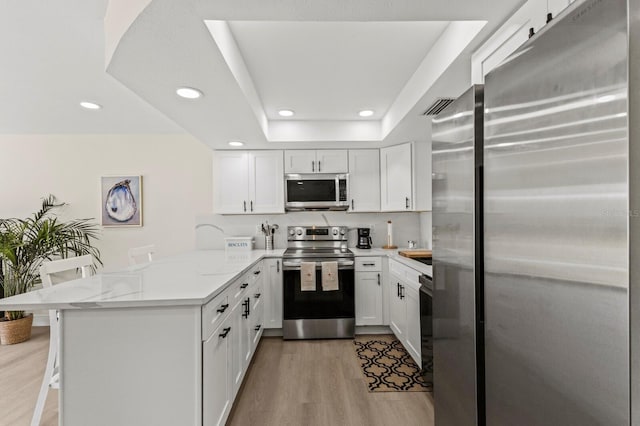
[
  {"x1": 127, "y1": 245, "x2": 155, "y2": 266},
  {"x1": 32, "y1": 255, "x2": 93, "y2": 426}
]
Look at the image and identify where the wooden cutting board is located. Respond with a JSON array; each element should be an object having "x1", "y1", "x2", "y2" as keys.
[{"x1": 398, "y1": 250, "x2": 432, "y2": 258}]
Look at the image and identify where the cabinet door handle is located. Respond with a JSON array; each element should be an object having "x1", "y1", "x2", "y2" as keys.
[
  {"x1": 377, "y1": 273, "x2": 380, "y2": 286},
  {"x1": 250, "y1": 200, "x2": 253, "y2": 212},
  {"x1": 219, "y1": 327, "x2": 231, "y2": 338},
  {"x1": 277, "y1": 260, "x2": 280, "y2": 273},
  {"x1": 351, "y1": 199, "x2": 354, "y2": 210},
  {"x1": 400, "y1": 285, "x2": 405, "y2": 299},
  {"x1": 242, "y1": 299, "x2": 250, "y2": 318},
  {"x1": 397, "y1": 282, "x2": 400, "y2": 297},
  {"x1": 253, "y1": 270, "x2": 261, "y2": 275},
  {"x1": 363, "y1": 263, "x2": 375, "y2": 266},
  {"x1": 318, "y1": 161, "x2": 321, "y2": 172},
  {"x1": 240, "y1": 283, "x2": 249, "y2": 289},
  {"x1": 243, "y1": 201, "x2": 247, "y2": 212},
  {"x1": 216, "y1": 304, "x2": 229, "y2": 313},
  {"x1": 255, "y1": 325, "x2": 262, "y2": 332},
  {"x1": 255, "y1": 293, "x2": 261, "y2": 299},
  {"x1": 405, "y1": 197, "x2": 410, "y2": 209},
  {"x1": 312, "y1": 161, "x2": 315, "y2": 172}
]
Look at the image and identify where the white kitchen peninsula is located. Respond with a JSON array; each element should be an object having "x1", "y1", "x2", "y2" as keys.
[{"x1": 0, "y1": 250, "x2": 284, "y2": 426}]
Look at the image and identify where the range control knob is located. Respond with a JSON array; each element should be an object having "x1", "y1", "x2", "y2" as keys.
[
  {"x1": 340, "y1": 228, "x2": 346, "y2": 235},
  {"x1": 296, "y1": 228, "x2": 303, "y2": 236},
  {"x1": 332, "y1": 228, "x2": 339, "y2": 236},
  {"x1": 289, "y1": 229, "x2": 295, "y2": 236}
]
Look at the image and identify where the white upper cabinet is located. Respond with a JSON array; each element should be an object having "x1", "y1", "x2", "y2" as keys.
[
  {"x1": 316, "y1": 150, "x2": 348, "y2": 173},
  {"x1": 284, "y1": 150, "x2": 348, "y2": 174},
  {"x1": 248, "y1": 151, "x2": 284, "y2": 214},
  {"x1": 380, "y1": 142, "x2": 431, "y2": 212},
  {"x1": 213, "y1": 151, "x2": 284, "y2": 214},
  {"x1": 348, "y1": 149, "x2": 380, "y2": 212},
  {"x1": 381, "y1": 143, "x2": 412, "y2": 211},
  {"x1": 283, "y1": 150, "x2": 317, "y2": 173},
  {"x1": 213, "y1": 152, "x2": 250, "y2": 214}
]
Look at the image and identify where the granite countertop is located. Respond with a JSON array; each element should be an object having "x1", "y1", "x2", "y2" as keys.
[{"x1": 0, "y1": 249, "x2": 286, "y2": 311}]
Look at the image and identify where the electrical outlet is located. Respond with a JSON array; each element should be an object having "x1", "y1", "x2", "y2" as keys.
[
  {"x1": 369, "y1": 224, "x2": 375, "y2": 233},
  {"x1": 255, "y1": 225, "x2": 262, "y2": 235}
]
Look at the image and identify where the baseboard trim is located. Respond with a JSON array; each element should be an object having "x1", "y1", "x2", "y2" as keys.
[
  {"x1": 355, "y1": 325, "x2": 392, "y2": 335},
  {"x1": 262, "y1": 325, "x2": 391, "y2": 337}
]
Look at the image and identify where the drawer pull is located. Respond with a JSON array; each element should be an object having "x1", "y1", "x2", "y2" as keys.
[
  {"x1": 362, "y1": 263, "x2": 376, "y2": 266},
  {"x1": 219, "y1": 327, "x2": 231, "y2": 338},
  {"x1": 216, "y1": 304, "x2": 229, "y2": 313},
  {"x1": 255, "y1": 325, "x2": 262, "y2": 331},
  {"x1": 253, "y1": 270, "x2": 261, "y2": 275},
  {"x1": 255, "y1": 293, "x2": 261, "y2": 299},
  {"x1": 240, "y1": 283, "x2": 249, "y2": 289}
]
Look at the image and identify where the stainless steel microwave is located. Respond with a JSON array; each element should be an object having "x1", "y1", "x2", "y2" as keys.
[{"x1": 284, "y1": 174, "x2": 349, "y2": 211}]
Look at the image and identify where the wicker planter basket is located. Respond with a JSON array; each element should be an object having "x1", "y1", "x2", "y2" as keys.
[{"x1": 0, "y1": 314, "x2": 33, "y2": 345}]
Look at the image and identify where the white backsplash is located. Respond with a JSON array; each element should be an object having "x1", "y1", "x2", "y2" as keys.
[
  {"x1": 419, "y1": 212, "x2": 432, "y2": 249},
  {"x1": 196, "y1": 211, "x2": 430, "y2": 250}
]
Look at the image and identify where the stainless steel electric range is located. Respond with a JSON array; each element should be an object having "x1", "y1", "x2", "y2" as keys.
[{"x1": 282, "y1": 226, "x2": 355, "y2": 339}]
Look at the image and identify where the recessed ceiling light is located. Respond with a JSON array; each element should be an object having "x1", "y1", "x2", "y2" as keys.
[
  {"x1": 228, "y1": 141, "x2": 244, "y2": 147},
  {"x1": 358, "y1": 110, "x2": 374, "y2": 117},
  {"x1": 176, "y1": 87, "x2": 203, "y2": 99},
  {"x1": 278, "y1": 109, "x2": 295, "y2": 117},
  {"x1": 80, "y1": 101, "x2": 101, "y2": 110}
]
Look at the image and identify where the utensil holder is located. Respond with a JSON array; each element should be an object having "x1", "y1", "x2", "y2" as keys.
[{"x1": 265, "y1": 235, "x2": 274, "y2": 250}]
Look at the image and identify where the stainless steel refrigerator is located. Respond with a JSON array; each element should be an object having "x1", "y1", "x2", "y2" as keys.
[
  {"x1": 432, "y1": 84, "x2": 485, "y2": 426},
  {"x1": 434, "y1": 0, "x2": 640, "y2": 424}
]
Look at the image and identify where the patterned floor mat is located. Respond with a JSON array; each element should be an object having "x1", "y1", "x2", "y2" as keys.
[{"x1": 354, "y1": 335, "x2": 432, "y2": 392}]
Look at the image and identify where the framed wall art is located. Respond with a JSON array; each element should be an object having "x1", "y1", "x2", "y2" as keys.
[{"x1": 101, "y1": 176, "x2": 143, "y2": 227}]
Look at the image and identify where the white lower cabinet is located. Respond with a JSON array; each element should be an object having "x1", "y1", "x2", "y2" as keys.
[
  {"x1": 263, "y1": 258, "x2": 283, "y2": 329},
  {"x1": 355, "y1": 257, "x2": 383, "y2": 325},
  {"x1": 203, "y1": 315, "x2": 233, "y2": 426},
  {"x1": 388, "y1": 259, "x2": 422, "y2": 366},
  {"x1": 202, "y1": 260, "x2": 267, "y2": 426},
  {"x1": 404, "y1": 284, "x2": 422, "y2": 364},
  {"x1": 389, "y1": 272, "x2": 407, "y2": 339}
]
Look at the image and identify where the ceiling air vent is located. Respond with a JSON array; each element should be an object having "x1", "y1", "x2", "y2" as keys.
[{"x1": 422, "y1": 98, "x2": 455, "y2": 116}]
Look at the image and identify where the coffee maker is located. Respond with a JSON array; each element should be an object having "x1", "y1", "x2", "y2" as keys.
[{"x1": 357, "y1": 228, "x2": 372, "y2": 249}]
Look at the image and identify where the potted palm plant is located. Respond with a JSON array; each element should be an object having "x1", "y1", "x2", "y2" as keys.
[{"x1": 0, "y1": 195, "x2": 101, "y2": 344}]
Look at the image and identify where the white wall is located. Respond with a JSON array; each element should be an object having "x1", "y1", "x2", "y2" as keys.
[{"x1": 0, "y1": 134, "x2": 212, "y2": 272}]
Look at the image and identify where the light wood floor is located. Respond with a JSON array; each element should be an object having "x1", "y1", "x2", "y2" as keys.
[
  {"x1": 0, "y1": 327, "x2": 58, "y2": 426},
  {"x1": 0, "y1": 329, "x2": 433, "y2": 426},
  {"x1": 227, "y1": 337, "x2": 434, "y2": 426}
]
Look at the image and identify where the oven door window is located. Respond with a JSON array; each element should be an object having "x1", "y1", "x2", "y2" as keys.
[
  {"x1": 283, "y1": 268, "x2": 354, "y2": 319},
  {"x1": 286, "y1": 180, "x2": 336, "y2": 202}
]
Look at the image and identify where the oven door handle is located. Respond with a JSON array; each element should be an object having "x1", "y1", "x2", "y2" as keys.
[{"x1": 282, "y1": 260, "x2": 355, "y2": 270}]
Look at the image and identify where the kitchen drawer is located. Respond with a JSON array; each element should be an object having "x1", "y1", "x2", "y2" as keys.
[
  {"x1": 230, "y1": 273, "x2": 251, "y2": 306},
  {"x1": 389, "y1": 258, "x2": 421, "y2": 284},
  {"x1": 355, "y1": 257, "x2": 382, "y2": 272},
  {"x1": 248, "y1": 261, "x2": 263, "y2": 285},
  {"x1": 202, "y1": 290, "x2": 231, "y2": 341}
]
